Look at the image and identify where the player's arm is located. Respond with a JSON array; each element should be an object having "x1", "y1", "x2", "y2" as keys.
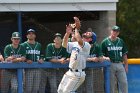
[
  {"x1": 74, "y1": 29, "x2": 83, "y2": 47},
  {"x1": 73, "y1": 17, "x2": 83, "y2": 47},
  {"x1": 123, "y1": 54, "x2": 128, "y2": 73},
  {"x1": 0, "y1": 53, "x2": 4, "y2": 62},
  {"x1": 62, "y1": 25, "x2": 72, "y2": 48}
]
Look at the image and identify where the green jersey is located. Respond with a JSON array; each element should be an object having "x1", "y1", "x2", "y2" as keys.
[
  {"x1": 22, "y1": 41, "x2": 42, "y2": 62},
  {"x1": 101, "y1": 37, "x2": 128, "y2": 62},
  {"x1": 4, "y1": 44, "x2": 26, "y2": 58},
  {"x1": 89, "y1": 42, "x2": 102, "y2": 58},
  {"x1": 46, "y1": 43, "x2": 69, "y2": 61}
]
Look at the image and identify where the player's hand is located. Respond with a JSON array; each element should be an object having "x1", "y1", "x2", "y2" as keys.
[
  {"x1": 66, "y1": 24, "x2": 73, "y2": 34},
  {"x1": 91, "y1": 57, "x2": 99, "y2": 62},
  {"x1": 12, "y1": 58, "x2": 21, "y2": 63},
  {"x1": 125, "y1": 64, "x2": 128, "y2": 73},
  {"x1": 0, "y1": 56, "x2": 4, "y2": 62},
  {"x1": 26, "y1": 60, "x2": 33, "y2": 64},
  {"x1": 59, "y1": 58, "x2": 67, "y2": 64},
  {"x1": 103, "y1": 56, "x2": 110, "y2": 61},
  {"x1": 98, "y1": 57, "x2": 104, "y2": 62},
  {"x1": 6, "y1": 56, "x2": 15, "y2": 62},
  {"x1": 73, "y1": 17, "x2": 81, "y2": 29},
  {"x1": 65, "y1": 58, "x2": 70, "y2": 63},
  {"x1": 38, "y1": 59, "x2": 44, "y2": 64}
]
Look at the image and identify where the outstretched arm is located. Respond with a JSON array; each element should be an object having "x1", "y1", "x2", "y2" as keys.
[
  {"x1": 73, "y1": 17, "x2": 83, "y2": 47},
  {"x1": 62, "y1": 25, "x2": 73, "y2": 48}
]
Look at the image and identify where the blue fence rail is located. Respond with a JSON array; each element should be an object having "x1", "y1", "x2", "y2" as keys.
[{"x1": 0, "y1": 61, "x2": 111, "y2": 93}]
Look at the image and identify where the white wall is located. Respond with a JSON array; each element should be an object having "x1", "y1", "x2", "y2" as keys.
[{"x1": 0, "y1": 0, "x2": 118, "y2": 11}]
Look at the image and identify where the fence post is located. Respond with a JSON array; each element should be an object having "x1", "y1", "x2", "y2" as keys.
[
  {"x1": 104, "y1": 66, "x2": 110, "y2": 93},
  {"x1": 17, "y1": 68, "x2": 23, "y2": 93}
]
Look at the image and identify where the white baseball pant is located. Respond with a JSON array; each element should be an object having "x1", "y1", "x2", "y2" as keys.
[{"x1": 57, "y1": 69, "x2": 85, "y2": 93}]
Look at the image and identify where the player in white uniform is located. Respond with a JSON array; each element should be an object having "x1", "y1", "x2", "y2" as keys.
[{"x1": 57, "y1": 17, "x2": 95, "y2": 93}]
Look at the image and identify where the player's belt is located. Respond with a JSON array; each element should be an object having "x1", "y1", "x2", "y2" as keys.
[
  {"x1": 111, "y1": 61, "x2": 122, "y2": 63},
  {"x1": 69, "y1": 68, "x2": 85, "y2": 72}
]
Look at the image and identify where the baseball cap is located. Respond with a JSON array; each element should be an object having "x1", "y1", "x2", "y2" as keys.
[
  {"x1": 12, "y1": 32, "x2": 20, "y2": 38},
  {"x1": 27, "y1": 29, "x2": 35, "y2": 33},
  {"x1": 54, "y1": 33, "x2": 62, "y2": 38},
  {"x1": 112, "y1": 25, "x2": 120, "y2": 31}
]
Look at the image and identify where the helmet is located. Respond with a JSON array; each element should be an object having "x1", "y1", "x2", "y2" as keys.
[{"x1": 89, "y1": 32, "x2": 96, "y2": 44}]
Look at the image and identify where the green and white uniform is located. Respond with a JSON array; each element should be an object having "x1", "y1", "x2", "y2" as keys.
[
  {"x1": 85, "y1": 42, "x2": 103, "y2": 93},
  {"x1": 101, "y1": 37, "x2": 128, "y2": 93},
  {"x1": 1, "y1": 44, "x2": 26, "y2": 93},
  {"x1": 39, "y1": 43, "x2": 69, "y2": 93},
  {"x1": 46, "y1": 43, "x2": 69, "y2": 60},
  {"x1": 22, "y1": 41, "x2": 42, "y2": 93}
]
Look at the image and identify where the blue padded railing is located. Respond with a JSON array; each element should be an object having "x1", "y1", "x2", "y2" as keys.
[{"x1": 0, "y1": 61, "x2": 111, "y2": 93}]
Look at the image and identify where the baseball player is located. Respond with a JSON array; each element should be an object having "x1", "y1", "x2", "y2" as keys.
[
  {"x1": 22, "y1": 29, "x2": 44, "y2": 93},
  {"x1": 39, "y1": 33, "x2": 69, "y2": 93},
  {"x1": 57, "y1": 17, "x2": 96, "y2": 93},
  {"x1": 101, "y1": 26, "x2": 128, "y2": 93},
  {"x1": 1, "y1": 32, "x2": 26, "y2": 93}
]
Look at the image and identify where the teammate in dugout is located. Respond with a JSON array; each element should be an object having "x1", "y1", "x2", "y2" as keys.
[
  {"x1": 82, "y1": 28, "x2": 104, "y2": 93},
  {"x1": 101, "y1": 26, "x2": 128, "y2": 93},
  {"x1": 57, "y1": 17, "x2": 98, "y2": 93},
  {"x1": 22, "y1": 29, "x2": 44, "y2": 93},
  {"x1": 1, "y1": 32, "x2": 26, "y2": 93},
  {"x1": 39, "y1": 33, "x2": 69, "y2": 93}
]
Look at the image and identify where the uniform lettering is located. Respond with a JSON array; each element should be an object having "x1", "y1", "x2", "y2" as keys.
[
  {"x1": 26, "y1": 50, "x2": 40, "y2": 54},
  {"x1": 107, "y1": 46, "x2": 122, "y2": 51}
]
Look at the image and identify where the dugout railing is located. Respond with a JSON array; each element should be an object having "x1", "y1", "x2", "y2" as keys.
[{"x1": 0, "y1": 61, "x2": 111, "y2": 93}]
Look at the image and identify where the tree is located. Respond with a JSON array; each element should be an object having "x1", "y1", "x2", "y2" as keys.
[{"x1": 117, "y1": 0, "x2": 140, "y2": 58}]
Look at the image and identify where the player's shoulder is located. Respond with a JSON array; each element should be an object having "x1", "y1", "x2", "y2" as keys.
[
  {"x1": 4, "y1": 44, "x2": 11, "y2": 49},
  {"x1": 47, "y1": 43, "x2": 54, "y2": 47},
  {"x1": 35, "y1": 41, "x2": 41, "y2": 45},
  {"x1": 21, "y1": 41, "x2": 27, "y2": 46},
  {"x1": 117, "y1": 37, "x2": 123, "y2": 42},
  {"x1": 83, "y1": 42, "x2": 91, "y2": 48},
  {"x1": 102, "y1": 37, "x2": 109, "y2": 42}
]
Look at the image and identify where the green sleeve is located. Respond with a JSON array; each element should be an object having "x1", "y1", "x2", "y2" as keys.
[
  {"x1": 45, "y1": 43, "x2": 53, "y2": 61},
  {"x1": 96, "y1": 44, "x2": 103, "y2": 57},
  {"x1": 121, "y1": 39, "x2": 128, "y2": 55},
  {"x1": 101, "y1": 39, "x2": 107, "y2": 56},
  {"x1": 20, "y1": 44, "x2": 26, "y2": 57},
  {"x1": 62, "y1": 47, "x2": 70, "y2": 58},
  {"x1": 4, "y1": 45, "x2": 11, "y2": 58}
]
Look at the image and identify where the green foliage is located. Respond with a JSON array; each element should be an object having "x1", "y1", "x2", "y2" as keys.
[{"x1": 117, "y1": 0, "x2": 140, "y2": 58}]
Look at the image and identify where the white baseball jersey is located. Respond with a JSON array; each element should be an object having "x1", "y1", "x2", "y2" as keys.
[{"x1": 67, "y1": 41, "x2": 91, "y2": 69}]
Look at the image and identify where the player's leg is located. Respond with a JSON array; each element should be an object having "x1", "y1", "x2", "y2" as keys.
[
  {"x1": 110, "y1": 63, "x2": 116, "y2": 93},
  {"x1": 85, "y1": 68, "x2": 94, "y2": 93},
  {"x1": 11, "y1": 73, "x2": 18, "y2": 93},
  {"x1": 32, "y1": 69, "x2": 41, "y2": 93},
  {"x1": 47, "y1": 69, "x2": 58, "y2": 93},
  {"x1": 58, "y1": 71, "x2": 85, "y2": 93},
  {"x1": 116, "y1": 63, "x2": 128, "y2": 93},
  {"x1": 24, "y1": 69, "x2": 34, "y2": 93},
  {"x1": 38, "y1": 69, "x2": 48, "y2": 93},
  {"x1": 1, "y1": 70, "x2": 11, "y2": 93}
]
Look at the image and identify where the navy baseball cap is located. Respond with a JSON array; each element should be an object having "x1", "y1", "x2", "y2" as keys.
[
  {"x1": 12, "y1": 32, "x2": 20, "y2": 38},
  {"x1": 27, "y1": 29, "x2": 35, "y2": 33},
  {"x1": 112, "y1": 26, "x2": 120, "y2": 32}
]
